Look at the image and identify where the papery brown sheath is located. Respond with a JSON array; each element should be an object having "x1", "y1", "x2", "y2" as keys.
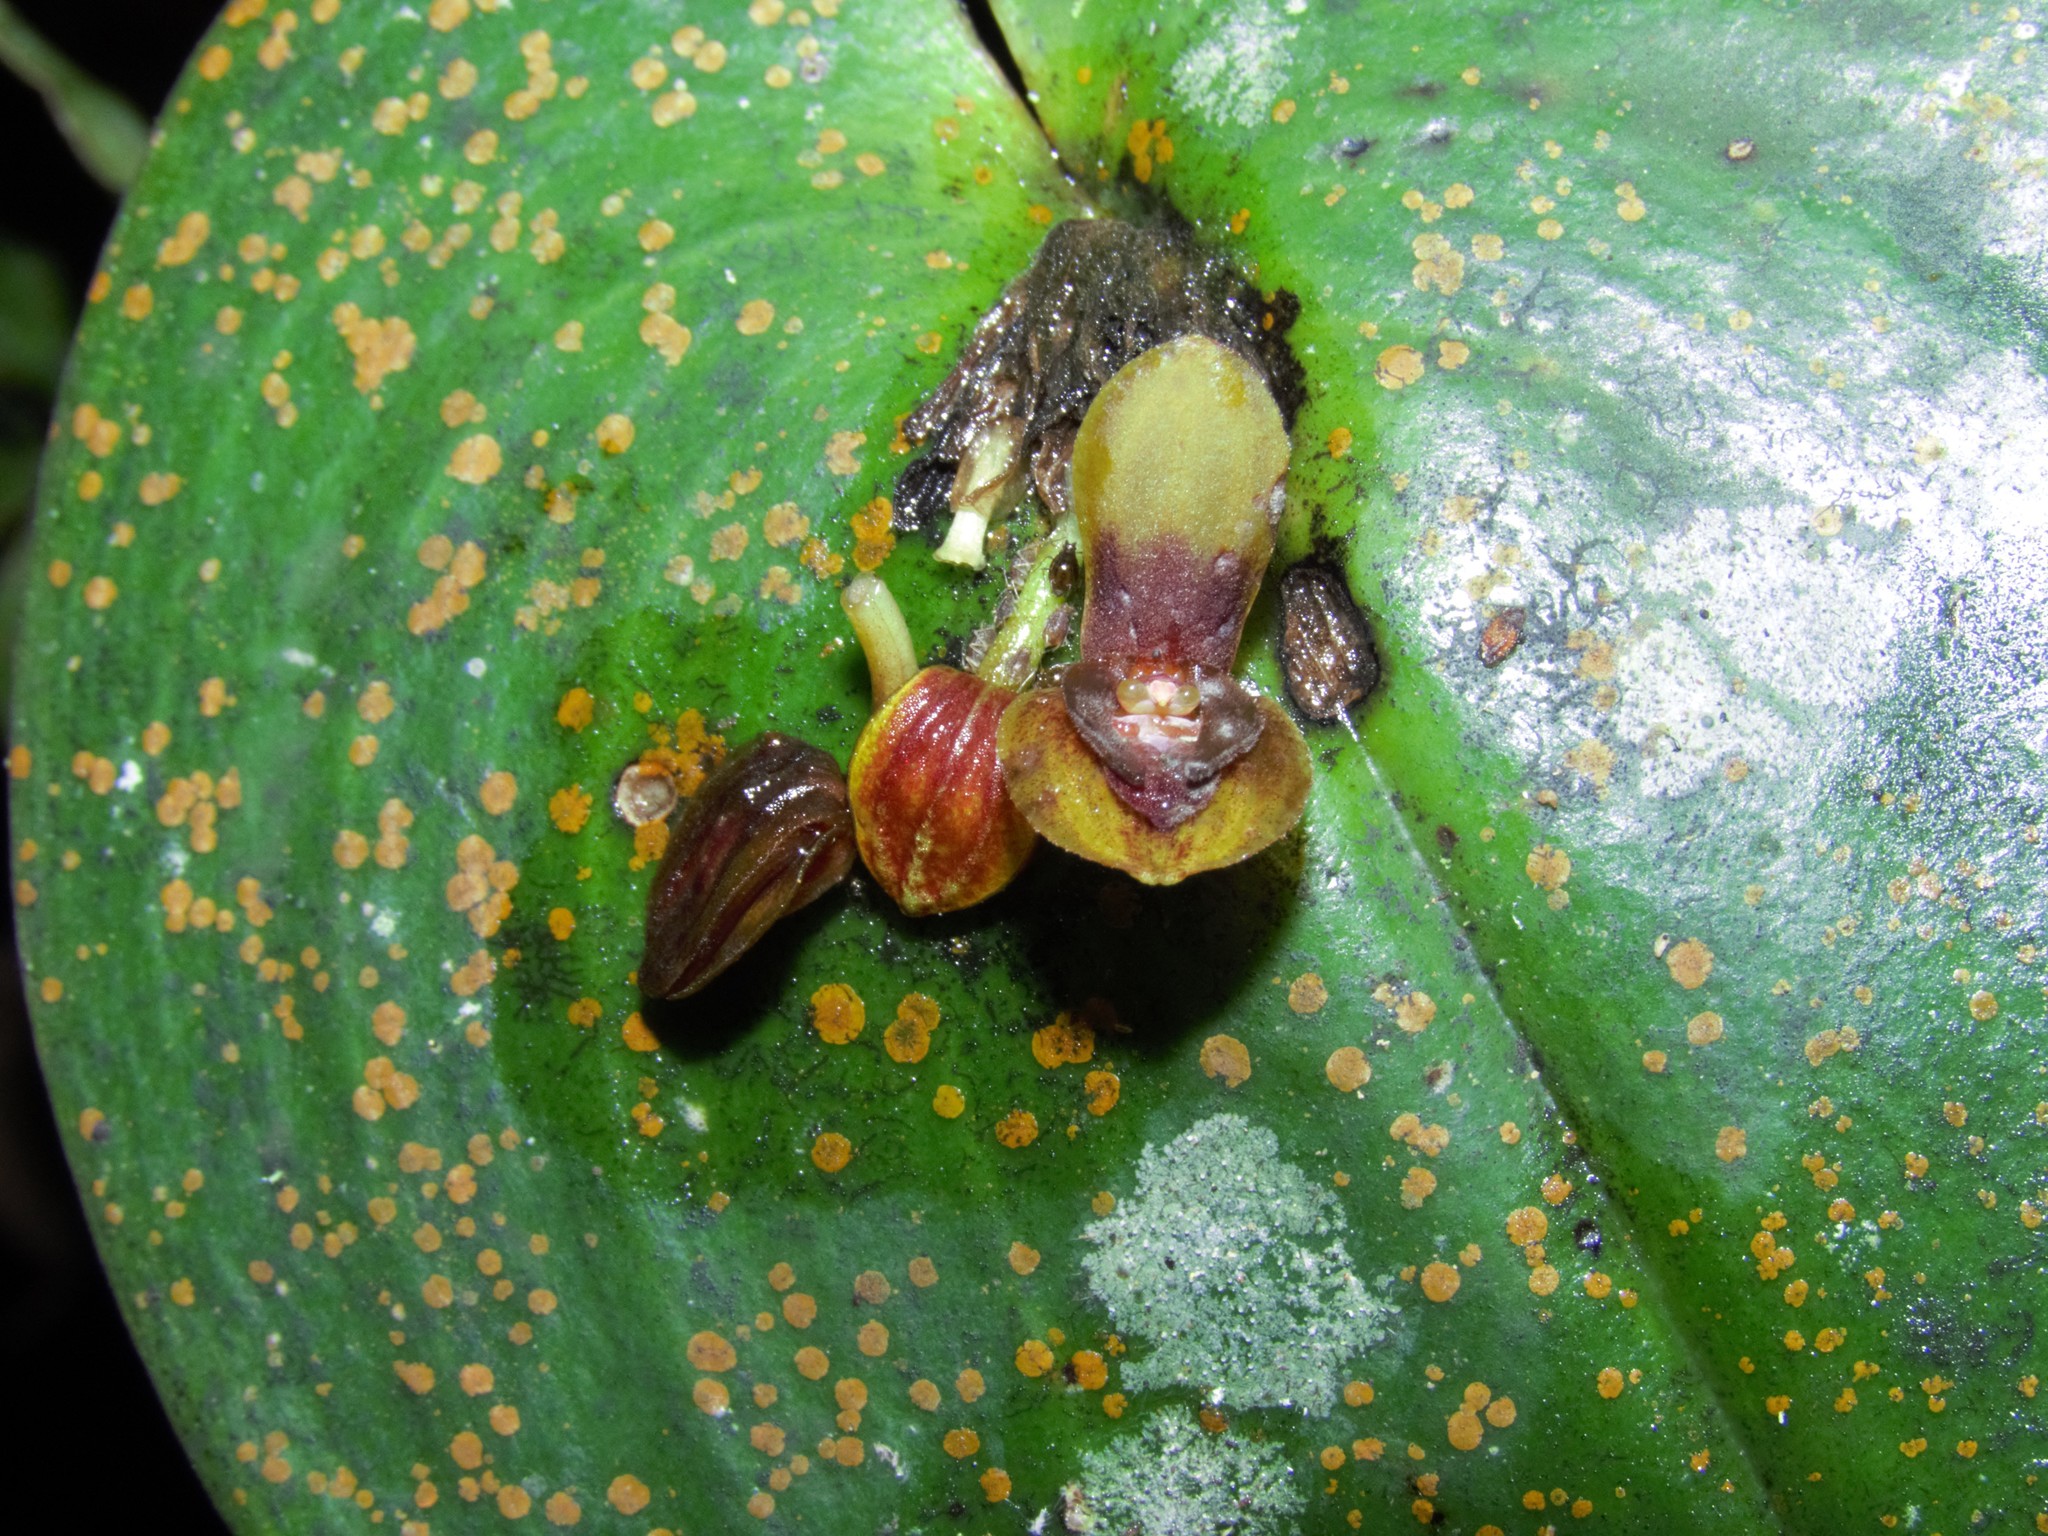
[{"x1": 639, "y1": 733, "x2": 856, "y2": 999}]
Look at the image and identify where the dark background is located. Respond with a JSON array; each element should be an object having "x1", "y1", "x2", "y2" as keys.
[{"x1": 0, "y1": 5, "x2": 260, "y2": 1531}]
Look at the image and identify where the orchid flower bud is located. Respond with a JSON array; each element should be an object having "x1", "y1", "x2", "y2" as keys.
[{"x1": 640, "y1": 734, "x2": 855, "y2": 999}]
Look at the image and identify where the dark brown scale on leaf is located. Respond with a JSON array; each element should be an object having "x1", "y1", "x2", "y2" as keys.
[
  {"x1": 1479, "y1": 607, "x2": 1526, "y2": 667},
  {"x1": 1278, "y1": 565, "x2": 1379, "y2": 721},
  {"x1": 640, "y1": 733, "x2": 855, "y2": 1000},
  {"x1": 899, "y1": 217, "x2": 1306, "y2": 514},
  {"x1": 1048, "y1": 544, "x2": 1081, "y2": 598}
]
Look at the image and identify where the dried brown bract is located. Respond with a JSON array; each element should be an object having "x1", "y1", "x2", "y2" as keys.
[{"x1": 900, "y1": 217, "x2": 1305, "y2": 566}]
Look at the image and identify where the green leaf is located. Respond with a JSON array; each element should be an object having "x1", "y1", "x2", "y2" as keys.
[{"x1": 13, "y1": 2, "x2": 2044, "y2": 1533}]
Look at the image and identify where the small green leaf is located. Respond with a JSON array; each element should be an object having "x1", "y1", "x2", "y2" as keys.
[{"x1": 0, "y1": 0, "x2": 148, "y2": 191}]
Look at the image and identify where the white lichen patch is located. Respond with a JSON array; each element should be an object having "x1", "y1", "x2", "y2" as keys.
[
  {"x1": 1392, "y1": 256, "x2": 2048, "y2": 827},
  {"x1": 1168, "y1": 0, "x2": 1298, "y2": 129},
  {"x1": 1068, "y1": 1407, "x2": 1303, "y2": 1536},
  {"x1": 1081, "y1": 1113, "x2": 1394, "y2": 1415}
]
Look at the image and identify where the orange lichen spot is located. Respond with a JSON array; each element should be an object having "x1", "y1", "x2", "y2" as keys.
[
  {"x1": 692, "y1": 1378, "x2": 730, "y2": 1415},
  {"x1": 556, "y1": 687, "x2": 595, "y2": 731},
  {"x1": 933, "y1": 1084, "x2": 966, "y2": 1119},
  {"x1": 1288, "y1": 971, "x2": 1329, "y2": 1013},
  {"x1": 1540, "y1": 1174, "x2": 1573, "y2": 1205},
  {"x1": 1505, "y1": 1206, "x2": 1549, "y2": 1245},
  {"x1": 688, "y1": 1331, "x2": 738, "y2": 1372},
  {"x1": 593, "y1": 412, "x2": 637, "y2": 455},
  {"x1": 944, "y1": 1428, "x2": 980, "y2": 1459},
  {"x1": 394, "y1": 1360, "x2": 437, "y2": 1394},
  {"x1": 1687, "y1": 1011, "x2": 1725, "y2": 1045},
  {"x1": 1004, "y1": 1241, "x2": 1043, "y2": 1277},
  {"x1": 1446, "y1": 1410, "x2": 1483, "y2": 1451},
  {"x1": 857, "y1": 1321, "x2": 889, "y2": 1357},
  {"x1": 762, "y1": 502, "x2": 810, "y2": 549},
  {"x1": 1420, "y1": 1262, "x2": 1461, "y2": 1302},
  {"x1": 1375, "y1": 344, "x2": 1425, "y2": 390},
  {"x1": 1596, "y1": 1367, "x2": 1625, "y2": 1400},
  {"x1": 1525, "y1": 843, "x2": 1571, "y2": 891},
  {"x1": 1665, "y1": 938, "x2": 1714, "y2": 988},
  {"x1": 736, "y1": 299, "x2": 776, "y2": 335},
  {"x1": 885, "y1": 993, "x2": 939, "y2": 1062},
  {"x1": 1199, "y1": 1034, "x2": 1252, "y2": 1087},
  {"x1": 1069, "y1": 1350, "x2": 1108, "y2": 1390},
  {"x1": 138, "y1": 471, "x2": 185, "y2": 507},
  {"x1": 548, "y1": 784, "x2": 594, "y2": 833},
  {"x1": 480, "y1": 771, "x2": 517, "y2": 814},
  {"x1": 794, "y1": 1346, "x2": 829, "y2": 1380},
  {"x1": 847, "y1": 492, "x2": 894, "y2": 572},
  {"x1": 604, "y1": 1474, "x2": 649, "y2": 1516},
  {"x1": 1325, "y1": 1046, "x2": 1371, "y2": 1092},
  {"x1": 1344, "y1": 1380, "x2": 1375, "y2": 1408},
  {"x1": 802, "y1": 981, "x2": 866, "y2": 1044},
  {"x1": 956, "y1": 1367, "x2": 986, "y2": 1403},
  {"x1": 781, "y1": 1292, "x2": 816, "y2": 1328},
  {"x1": 1483, "y1": 1396, "x2": 1516, "y2": 1429},
  {"x1": 1716, "y1": 1127, "x2": 1748, "y2": 1162},
  {"x1": 811, "y1": 1132, "x2": 852, "y2": 1172},
  {"x1": 458, "y1": 1363, "x2": 494, "y2": 1396},
  {"x1": 1032, "y1": 1013, "x2": 1096, "y2": 1068},
  {"x1": 994, "y1": 1109, "x2": 1039, "y2": 1148},
  {"x1": 1083, "y1": 1070, "x2": 1121, "y2": 1117},
  {"x1": 620, "y1": 1012, "x2": 658, "y2": 1052},
  {"x1": 1015, "y1": 1339, "x2": 1055, "y2": 1378}
]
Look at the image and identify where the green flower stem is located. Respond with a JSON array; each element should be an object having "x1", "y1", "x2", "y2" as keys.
[
  {"x1": 974, "y1": 512, "x2": 1078, "y2": 691},
  {"x1": 0, "y1": 1, "x2": 145, "y2": 192},
  {"x1": 841, "y1": 573, "x2": 921, "y2": 707}
]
